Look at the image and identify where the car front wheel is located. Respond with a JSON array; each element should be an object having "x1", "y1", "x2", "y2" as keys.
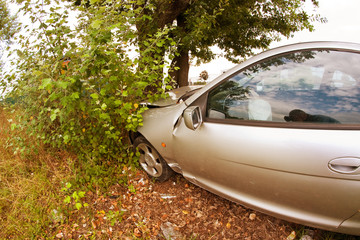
[{"x1": 133, "y1": 136, "x2": 174, "y2": 182}]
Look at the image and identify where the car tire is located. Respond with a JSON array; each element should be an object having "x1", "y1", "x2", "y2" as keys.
[{"x1": 133, "y1": 136, "x2": 174, "y2": 182}]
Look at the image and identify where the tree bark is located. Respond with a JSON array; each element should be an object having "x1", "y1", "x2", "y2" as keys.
[
  {"x1": 170, "y1": 50, "x2": 189, "y2": 87},
  {"x1": 155, "y1": 0, "x2": 192, "y2": 28},
  {"x1": 169, "y1": 12, "x2": 190, "y2": 87}
]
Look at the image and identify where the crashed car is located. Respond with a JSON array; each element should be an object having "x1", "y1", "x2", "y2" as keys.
[{"x1": 130, "y1": 42, "x2": 360, "y2": 235}]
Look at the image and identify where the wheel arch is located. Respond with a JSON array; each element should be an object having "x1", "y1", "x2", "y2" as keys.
[{"x1": 129, "y1": 131, "x2": 144, "y2": 145}]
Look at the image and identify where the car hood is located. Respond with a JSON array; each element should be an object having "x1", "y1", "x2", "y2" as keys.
[{"x1": 145, "y1": 85, "x2": 203, "y2": 107}]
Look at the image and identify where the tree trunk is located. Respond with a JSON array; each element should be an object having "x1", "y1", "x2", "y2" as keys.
[
  {"x1": 135, "y1": 0, "x2": 194, "y2": 88},
  {"x1": 170, "y1": 50, "x2": 190, "y2": 87},
  {"x1": 169, "y1": 12, "x2": 190, "y2": 87}
]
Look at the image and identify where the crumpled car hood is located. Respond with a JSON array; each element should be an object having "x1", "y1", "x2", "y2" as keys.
[{"x1": 146, "y1": 85, "x2": 203, "y2": 107}]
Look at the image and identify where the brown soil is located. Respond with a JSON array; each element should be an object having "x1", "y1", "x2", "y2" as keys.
[{"x1": 55, "y1": 168, "x2": 352, "y2": 240}]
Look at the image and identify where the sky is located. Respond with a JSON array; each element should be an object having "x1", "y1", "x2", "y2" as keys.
[{"x1": 188, "y1": 0, "x2": 360, "y2": 80}]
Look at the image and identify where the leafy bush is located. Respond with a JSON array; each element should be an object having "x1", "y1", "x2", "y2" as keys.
[{"x1": 7, "y1": 0, "x2": 176, "y2": 162}]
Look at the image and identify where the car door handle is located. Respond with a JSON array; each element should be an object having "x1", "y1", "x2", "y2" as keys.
[{"x1": 328, "y1": 157, "x2": 360, "y2": 174}]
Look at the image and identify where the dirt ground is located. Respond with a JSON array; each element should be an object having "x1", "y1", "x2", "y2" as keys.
[{"x1": 54, "y1": 167, "x2": 359, "y2": 240}]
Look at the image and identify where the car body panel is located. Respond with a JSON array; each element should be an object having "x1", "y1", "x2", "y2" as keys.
[
  {"x1": 172, "y1": 120, "x2": 360, "y2": 233},
  {"x1": 135, "y1": 42, "x2": 360, "y2": 235},
  {"x1": 146, "y1": 86, "x2": 202, "y2": 107}
]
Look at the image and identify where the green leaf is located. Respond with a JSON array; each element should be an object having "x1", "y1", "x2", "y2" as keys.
[
  {"x1": 50, "y1": 113, "x2": 57, "y2": 122},
  {"x1": 39, "y1": 78, "x2": 52, "y2": 90},
  {"x1": 75, "y1": 203, "x2": 82, "y2": 210},
  {"x1": 71, "y1": 92, "x2": 80, "y2": 99},
  {"x1": 101, "y1": 103, "x2": 107, "y2": 110},
  {"x1": 101, "y1": 69, "x2": 111, "y2": 75},
  {"x1": 91, "y1": 19, "x2": 103, "y2": 29},
  {"x1": 57, "y1": 81, "x2": 69, "y2": 89},
  {"x1": 32, "y1": 70, "x2": 43, "y2": 76},
  {"x1": 78, "y1": 191, "x2": 86, "y2": 198},
  {"x1": 90, "y1": 93, "x2": 99, "y2": 99},
  {"x1": 50, "y1": 109, "x2": 60, "y2": 121},
  {"x1": 114, "y1": 100, "x2": 122, "y2": 106},
  {"x1": 64, "y1": 196, "x2": 71, "y2": 204},
  {"x1": 72, "y1": 191, "x2": 79, "y2": 200},
  {"x1": 16, "y1": 49, "x2": 25, "y2": 59},
  {"x1": 136, "y1": 82, "x2": 148, "y2": 88},
  {"x1": 63, "y1": 135, "x2": 70, "y2": 143},
  {"x1": 100, "y1": 113, "x2": 110, "y2": 120},
  {"x1": 10, "y1": 123, "x2": 17, "y2": 131}
]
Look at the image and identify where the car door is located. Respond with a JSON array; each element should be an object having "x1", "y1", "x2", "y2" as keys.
[{"x1": 172, "y1": 49, "x2": 360, "y2": 232}]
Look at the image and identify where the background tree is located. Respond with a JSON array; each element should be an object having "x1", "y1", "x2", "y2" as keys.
[
  {"x1": 128, "y1": 0, "x2": 323, "y2": 87},
  {"x1": 0, "y1": 0, "x2": 17, "y2": 96},
  {"x1": 73, "y1": 0, "x2": 322, "y2": 87},
  {"x1": 0, "y1": 0, "x2": 17, "y2": 44},
  {"x1": 172, "y1": 0, "x2": 323, "y2": 86}
]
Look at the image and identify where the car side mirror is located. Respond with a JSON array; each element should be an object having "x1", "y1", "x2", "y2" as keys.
[{"x1": 183, "y1": 106, "x2": 202, "y2": 130}]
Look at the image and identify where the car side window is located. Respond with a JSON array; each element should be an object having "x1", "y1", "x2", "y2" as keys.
[{"x1": 207, "y1": 50, "x2": 360, "y2": 124}]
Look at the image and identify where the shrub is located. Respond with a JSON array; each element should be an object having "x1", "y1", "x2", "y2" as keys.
[{"x1": 7, "y1": 0, "x2": 176, "y2": 162}]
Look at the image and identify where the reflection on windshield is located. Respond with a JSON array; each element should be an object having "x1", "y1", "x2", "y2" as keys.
[{"x1": 207, "y1": 50, "x2": 360, "y2": 124}]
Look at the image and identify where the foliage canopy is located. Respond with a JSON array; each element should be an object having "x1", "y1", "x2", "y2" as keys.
[
  {"x1": 0, "y1": 0, "x2": 18, "y2": 73},
  {"x1": 0, "y1": 0, "x2": 17, "y2": 44},
  {"x1": 131, "y1": 0, "x2": 324, "y2": 86}
]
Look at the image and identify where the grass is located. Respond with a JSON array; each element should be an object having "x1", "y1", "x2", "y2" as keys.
[
  {"x1": 0, "y1": 106, "x2": 131, "y2": 239},
  {"x1": 0, "y1": 107, "x2": 77, "y2": 238}
]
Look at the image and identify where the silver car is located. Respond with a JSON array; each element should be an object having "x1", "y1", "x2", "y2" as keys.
[{"x1": 130, "y1": 42, "x2": 360, "y2": 236}]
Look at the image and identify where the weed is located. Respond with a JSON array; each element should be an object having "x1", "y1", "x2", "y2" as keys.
[
  {"x1": 128, "y1": 183, "x2": 137, "y2": 194},
  {"x1": 106, "y1": 210, "x2": 125, "y2": 226},
  {"x1": 62, "y1": 182, "x2": 89, "y2": 211}
]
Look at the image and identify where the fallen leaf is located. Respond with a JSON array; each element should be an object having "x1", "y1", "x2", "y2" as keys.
[
  {"x1": 287, "y1": 231, "x2": 296, "y2": 240},
  {"x1": 195, "y1": 211, "x2": 203, "y2": 218},
  {"x1": 134, "y1": 228, "x2": 141, "y2": 237},
  {"x1": 56, "y1": 232, "x2": 63, "y2": 239},
  {"x1": 91, "y1": 220, "x2": 97, "y2": 229},
  {"x1": 226, "y1": 222, "x2": 231, "y2": 229}
]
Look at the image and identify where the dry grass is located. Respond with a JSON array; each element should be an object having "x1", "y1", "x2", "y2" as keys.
[{"x1": 0, "y1": 107, "x2": 76, "y2": 238}]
